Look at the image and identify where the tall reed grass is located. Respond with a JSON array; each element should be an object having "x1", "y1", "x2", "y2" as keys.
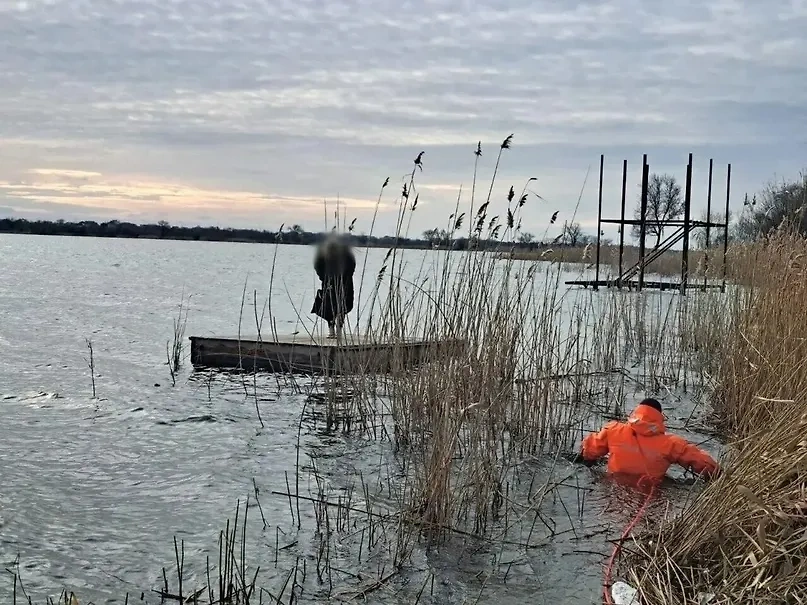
[
  {"x1": 627, "y1": 230, "x2": 807, "y2": 604},
  {"x1": 508, "y1": 245, "x2": 726, "y2": 282},
  {"x1": 714, "y1": 231, "x2": 807, "y2": 436},
  {"x1": 315, "y1": 137, "x2": 730, "y2": 543}
]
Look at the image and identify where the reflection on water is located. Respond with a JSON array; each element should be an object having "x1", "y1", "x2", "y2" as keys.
[{"x1": 0, "y1": 234, "x2": 719, "y2": 603}]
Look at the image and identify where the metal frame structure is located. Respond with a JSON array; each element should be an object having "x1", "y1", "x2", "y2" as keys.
[{"x1": 567, "y1": 153, "x2": 731, "y2": 294}]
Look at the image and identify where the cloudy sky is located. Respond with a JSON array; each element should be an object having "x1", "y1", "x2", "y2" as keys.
[{"x1": 1, "y1": 0, "x2": 805, "y2": 239}]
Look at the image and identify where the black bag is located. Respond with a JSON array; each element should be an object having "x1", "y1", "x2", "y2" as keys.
[{"x1": 311, "y1": 289, "x2": 323, "y2": 315}]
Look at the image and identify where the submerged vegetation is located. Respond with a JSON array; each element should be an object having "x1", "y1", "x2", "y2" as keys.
[
  {"x1": 166, "y1": 290, "x2": 191, "y2": 387},
  {"x1": 8, "y1": 139, "x2": 807, "y2": 604}
]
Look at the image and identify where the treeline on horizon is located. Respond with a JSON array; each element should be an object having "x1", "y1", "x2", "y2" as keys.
[
  {"x1": 0, "y1": 217, "x2": 552, "y2": 251},
  {"x1": 1, "y1": 172, "x2": 804, "y2": 250}
]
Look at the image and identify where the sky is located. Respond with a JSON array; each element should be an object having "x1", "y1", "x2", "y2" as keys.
[{"x1": 1, "y1": 0, "x2": 806, "y2": 240}]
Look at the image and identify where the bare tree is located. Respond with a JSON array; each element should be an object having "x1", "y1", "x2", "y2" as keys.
[
  {"x1": 561, "y1": 222, "x2": 586, "y2": 247},
  {"x1": 422, "y1": 228, "x2": 451, "y2": 247},
  {"x1": 518, "y1": 232, "x2": 535, "y2": 244},
  {"x1": 632, "y1": 173, "x2": 683, "y2": 249},
  {"x1": 694, "y1": 210, "x2": 734, "y2": 249},
  {"x1": 735, "y1": 173, "x2": 807, "y2": 241},
  {"x1": 423, "y1": 228, "x2": 440, "y2": 244}
]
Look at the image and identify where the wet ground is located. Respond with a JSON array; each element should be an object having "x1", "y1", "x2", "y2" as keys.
[{"x1": 0, "y1": 235, "x2": 720, "y2": 603}]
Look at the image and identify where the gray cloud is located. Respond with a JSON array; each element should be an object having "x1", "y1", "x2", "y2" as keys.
[{"x1": 0, "y1": 0, "x2": 805, "y2": 236}]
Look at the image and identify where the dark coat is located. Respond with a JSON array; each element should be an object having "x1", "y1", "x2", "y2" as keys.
[{"x1": 311, "y1": 240, "x2": 356, "y2": 322}]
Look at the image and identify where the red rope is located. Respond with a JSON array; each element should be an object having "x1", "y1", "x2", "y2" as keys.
[{"x1": 602, "y1": 484, "x2": 656, "y2": 604}]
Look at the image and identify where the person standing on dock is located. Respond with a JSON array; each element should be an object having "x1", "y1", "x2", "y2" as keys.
[
  {"x1": 579, "y1": 398, "x2": 719, "y2": 485},
  {"x1": 311, "y1": 234, "x2": 356, "y2": 338}
]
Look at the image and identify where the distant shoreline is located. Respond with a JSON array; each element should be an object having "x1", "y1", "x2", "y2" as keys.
[
  {"x1": 1, "y1": 218, "x2": 718, "y2": 279},
  {"x1": 0, "y1": 217, "x2": 557, "y2": 253},
  {"x1": 0, "y1": 228, "x2": 394, "y2": 248},
  {"x1": 0, "y1": 217, "x2": 425, "y2": 248}
]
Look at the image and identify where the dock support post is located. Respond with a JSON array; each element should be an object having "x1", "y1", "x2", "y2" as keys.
[
  {"x1": 704, "y1": 158, "x2": 713, "y2": 290},
  {"x1": 722, "y1": 164, "x2": 731, "y2": 293},
  {"x1": 618, "y1": 159, "x2": 627, "y2": 289},
  {"x1": 681, "y1": 153, "x2": 693, "y2": 295},
  {"x1": 638, "y1": 155, "x2": 649, "y2": 292},
  {"x1": 595, "y1": 154, "x2": 604, "y2": 290}
]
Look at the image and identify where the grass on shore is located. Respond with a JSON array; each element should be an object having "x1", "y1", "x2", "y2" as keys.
[
  {"x1": 627, "y1": 230, "x2": 807, "y2": 605},
  {"x1": 507, "y1": 244, "x2": 730, "y2": 282}
]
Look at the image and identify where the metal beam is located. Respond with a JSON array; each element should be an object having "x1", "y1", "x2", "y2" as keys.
[
  {"x1": 681, "y1": 153, "x2": 693, "y2": 295},
  {"x1": 595, "y1": 154, "x2": 604, "y2": 290},
  {"x1": 638, "y1": 156, "x2": 649, "y2": 291},
  {"x1": 722, "y1": 164, "x2": 731, "y2": 293},
  {"x1": 618, "y1": 159, "x2": 627, "y2": 288},
  {"x1": 601, "y1": 219, "x2": 725, "y2": 227},
  {"x1": 704, "y1": 158, "x2": 713, "y2": 289}
]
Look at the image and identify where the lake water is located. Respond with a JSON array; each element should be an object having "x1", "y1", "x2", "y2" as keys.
[{"x1": 0, "y1": 234, "x2": 719, "y2": 604}]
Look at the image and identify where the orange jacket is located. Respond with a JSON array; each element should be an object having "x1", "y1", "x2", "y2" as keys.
[{"x1": 581, "y1": 404, "x2": 718, "y2": 483}]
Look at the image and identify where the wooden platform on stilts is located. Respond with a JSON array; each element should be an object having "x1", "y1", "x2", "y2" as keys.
[
  {"x1": 189, "y1": 332, "x2": 465, "y2": 374},
  {"x1": 565, "y1": 279, "x2": 725, "y2": 291}
]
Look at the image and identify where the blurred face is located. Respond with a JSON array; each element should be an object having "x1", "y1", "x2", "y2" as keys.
[{"x1": 323, "y1": 234, "x2": 350, "y2": 253}]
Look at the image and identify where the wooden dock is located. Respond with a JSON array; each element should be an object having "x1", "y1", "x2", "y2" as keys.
[
  {"x1": 189, "y1": 333, "x2": 465, "y2": 374},
  {"x1": 565, "y1": 279, "x2": 724, "y2": 291}
]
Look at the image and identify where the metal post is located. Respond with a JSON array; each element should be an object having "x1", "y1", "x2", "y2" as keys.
[
  {"x1": 722, "y1": 164, "x2": 731, "y2": 293},
  {"x1": 618, "y1": 159, "x2": 627, "y2": 288},
  {"x1": 638, "y1": 155, "x2": 649, "y2": 291},
  {"x1": 704, "y1": 158, "x2": 713, "y2": 290},
  {"x1": 681, "y1": 153, "x2": 693, "y2": 295},
  {"x1": 595, "y1": 154, "x2": 604, "y2": 290}
]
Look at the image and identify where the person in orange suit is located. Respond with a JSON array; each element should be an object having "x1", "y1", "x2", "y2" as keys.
[{"x1": 580, "y1": 398, "x2": 719, "y2": 484}]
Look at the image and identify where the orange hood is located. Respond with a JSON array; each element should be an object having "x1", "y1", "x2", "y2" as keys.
[{"x1": 627, "y1": 404, "x2": 666, "y2": 437}]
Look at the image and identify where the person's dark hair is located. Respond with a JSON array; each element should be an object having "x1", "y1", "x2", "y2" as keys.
[{"x1": 639, "y1": 398, "x2": 662, "y2": 413}]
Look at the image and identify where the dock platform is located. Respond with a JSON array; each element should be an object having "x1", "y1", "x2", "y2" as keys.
[
  {"x1": 565, "y1": 279, "x2": 724, "y2": 291},
  {"x1": 189, "y1": 333, "x2": 465, "y2": 374}
]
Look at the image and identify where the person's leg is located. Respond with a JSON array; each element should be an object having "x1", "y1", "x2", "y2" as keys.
[{"x1": 331, "y1": 281, "x2": 346, "y2": 338}]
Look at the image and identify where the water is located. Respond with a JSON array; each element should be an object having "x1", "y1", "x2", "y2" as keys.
[{"x1": 0, "y1": 234, "x2": 719, "y2": 604}]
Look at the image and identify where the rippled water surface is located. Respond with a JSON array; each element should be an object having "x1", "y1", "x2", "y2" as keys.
[{"x1": 0, "y1": 234, "x2": 719, "y2": 604}]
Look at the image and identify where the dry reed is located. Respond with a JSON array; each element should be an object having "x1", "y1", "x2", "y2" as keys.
[
  {"x1": 167, "y1": 289, "x2": 190, "y2": 387},
  {"x1": 627, "y1": 229, "x2": 807, "y2": 604},
  {"x1": 83, "y1": 337, "x2": 96, "y2": 398},
  {"x1": 507, "y1": 245, "x2": 723, "y2": 280},
  {"x1": 338, "y1": 138, "x2": 728, "y2": 542},
  {"x1": 714, "y1": 231, "x2": 807, "y2": 437}
]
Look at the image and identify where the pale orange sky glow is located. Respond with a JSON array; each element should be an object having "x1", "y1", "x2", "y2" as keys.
[{"x1": 0, "y1": 167, "x2": 388, "y2": 227}]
